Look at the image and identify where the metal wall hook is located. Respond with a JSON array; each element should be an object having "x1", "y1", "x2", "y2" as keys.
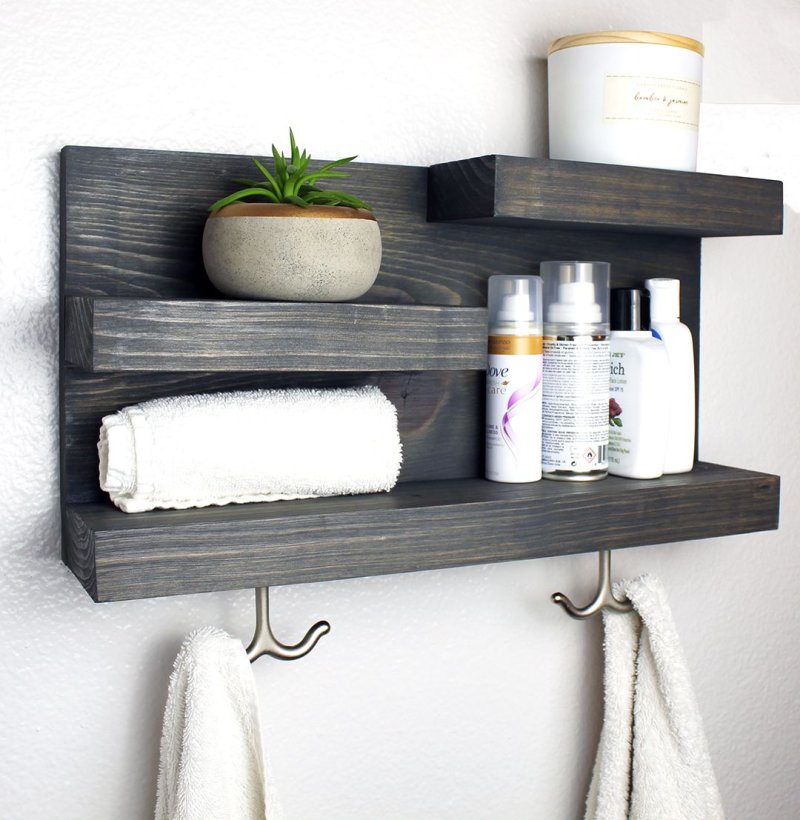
[
  {"x1": 246, "y1": 587, "x2": 330, "y2": 662},
  {"x1": 551, "y1": 550, "x2": 633, "y2": 620}
]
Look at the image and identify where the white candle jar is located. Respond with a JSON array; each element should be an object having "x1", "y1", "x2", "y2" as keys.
[{"x1": 547, "y1": 31, "x2": 704, "y2": 171}]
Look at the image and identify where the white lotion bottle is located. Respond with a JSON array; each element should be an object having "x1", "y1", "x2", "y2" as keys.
[
  {"x1": 608, "y1": 288, "x2": 669, "y2": 479},
  {"x1": 485, "y1": 275, "x2": 543, "y2": 483},
  {"x1": 540, "y1": 261, "x2": 610, "y2": 481},
  {"x1": 645, "y1": 277, "x2": 695, "y2": 473}
]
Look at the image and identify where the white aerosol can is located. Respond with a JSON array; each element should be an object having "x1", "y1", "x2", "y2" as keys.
[
  {"x1": 540, "y1": 261, "x2": 610, "y2": 480},
  {"x1": 485, "y1": 275, "x2": 543, "y2": 483}
]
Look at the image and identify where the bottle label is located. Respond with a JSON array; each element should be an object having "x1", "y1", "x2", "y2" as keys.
[
  {"x1": 486, "y1": 342, "x2": 543, "y2": 483},
  {"x1": 608, "y1": 341, "x2": 670, "y2": 478},
  {"x1": 488, "y1": 335, "x2": 543, "y2": 356},
  {"x1": 542, "y1": 337, "x2": 609, "y2": 474},
  {"x1": 603, "y1": 74, "x2": 701, "y2": 130},
  {"x1": 608, "y1": 350, "x2": 629, "y2": 463}
]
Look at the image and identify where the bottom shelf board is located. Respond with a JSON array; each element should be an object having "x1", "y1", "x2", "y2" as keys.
[{"x1": 64, "y1": 462, "x2": 779, "y2": 602}]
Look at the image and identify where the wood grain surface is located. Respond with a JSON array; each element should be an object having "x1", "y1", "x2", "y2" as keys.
[
  {"x1": 428, "y1": 155, "x2": 784, "y2": 236},
  {"x1": 65, "y1": 297, "x2": 487, "y2": 372},
  {"x1": 59, "y1": 145, "x2": 782, "y2": 602},
  {"x1": 65, "y1": 463, "x2": 779, "y2": 601},
  {"x1": 62, "y1": 369, "x2": 484, "y2": 505},
  {"x1": 61, "y1": 146, "x2": 705, "y2": 304}
]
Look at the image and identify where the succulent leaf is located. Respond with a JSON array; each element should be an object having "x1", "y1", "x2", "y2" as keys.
[
  {"x1": 208, "y1": 187, "x2": 280, "y2": 212},
  {"x1": 208, "y1": 129, "x2": 372, "y2": 213},
  {"x1": 252, "y1": 158, "x2": 279, "y2": 191}
]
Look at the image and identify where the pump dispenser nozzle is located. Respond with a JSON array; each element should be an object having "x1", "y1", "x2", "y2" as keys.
[
  {"x1": 498, "y1": 278, "x2": 534, "y2": 322},
  {"x1": 488, "y1": 275, "x2": 542, "y2": 328},
  {"x1": 541, "y1": 261, "x2": 609, "y2": 326}
]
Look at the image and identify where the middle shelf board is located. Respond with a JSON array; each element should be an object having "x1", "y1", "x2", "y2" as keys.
[
  {"x1": 65, "y1": 298, "x2": 488, "y2": 372},
  {"x1": 64, "y1": 462, "x2": 779, "y2": 603}
]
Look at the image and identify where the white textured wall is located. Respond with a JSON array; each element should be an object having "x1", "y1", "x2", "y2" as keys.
[{"x1": 1, "y1": 1, "x2": 798, "y2": 818}]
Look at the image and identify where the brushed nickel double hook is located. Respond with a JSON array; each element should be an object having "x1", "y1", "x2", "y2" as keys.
[
  {"x1": 551, "y1": 550, "x2": 633, "y2": 619},
  {"x1": 245, "y1": 551, "x2": 626, "y2": 656},
  {"x1": 246, "y1": 587, "x2": 330, "y2": 662}
]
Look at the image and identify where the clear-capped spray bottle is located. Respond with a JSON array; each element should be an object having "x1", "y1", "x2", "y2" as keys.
[
  {"x1": 540, "y1": 261, "x2": 610, "y2": 480},
  {"x1": 486, "y1": 275, "x2": 543, "y2": 483}
]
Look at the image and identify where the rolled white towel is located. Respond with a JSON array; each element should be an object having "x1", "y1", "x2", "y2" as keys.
[{"x1": 99, "y1": 385, "x2": 402, "y2": 513}]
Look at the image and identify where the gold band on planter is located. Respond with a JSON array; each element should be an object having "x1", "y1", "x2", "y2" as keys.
[{"x1": 209, "y1": 202, "x2": 377, "y2": 220}]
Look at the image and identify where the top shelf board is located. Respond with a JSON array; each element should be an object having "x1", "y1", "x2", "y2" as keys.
[{"x1": 428, "y1": 155, "x2": 784, "y2": 237}]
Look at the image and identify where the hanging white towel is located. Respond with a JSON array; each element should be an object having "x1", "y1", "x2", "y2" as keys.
[
  {"x1": 585, "y1": 574, "x2": 725, "y2": 820},
  {"x1": 99, "y1": 385, "x2": 403, "y2": 512},
  {"x1": 155, "y1": 627, "x2": 267, "y2": 820}
]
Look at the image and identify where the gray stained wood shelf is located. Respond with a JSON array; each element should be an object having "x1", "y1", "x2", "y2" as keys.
[
  {"x1": 59, "y1": 145, "x2": 783, "y2": 602},
  {"x1": 428, "y1": 155, "x2": 784, "y2": 236},
  {"x1": 66, "y1": 463, "x2": 779, "y2": 602},
  {"x1": 64, "y1": 298, "x2": 487, "y2": 372}
]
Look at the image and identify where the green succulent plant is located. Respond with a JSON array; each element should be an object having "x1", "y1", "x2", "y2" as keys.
[{"x1": 208, "y1": 129, "x2": 372, "y2": 213}]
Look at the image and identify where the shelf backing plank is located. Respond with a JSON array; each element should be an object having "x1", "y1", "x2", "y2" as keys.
[
  {"x1": 65, "y1": 463, "x2": 779, "y2": 602},
  {"x1": 64, "y1": 298, "x2": 487, "y2": 372},
  {"x1": 60, "y1": 144, "x2": 703, "y2": 507},
  {"x1": 60, "y1": 146, "x2": 704, "y2": 304},
  {"x1": 62, "y1": 369, "x2": 484, "y2": 505},
  {"x1": 428, "y1": 155, "x2": 784, "y2": 237}
]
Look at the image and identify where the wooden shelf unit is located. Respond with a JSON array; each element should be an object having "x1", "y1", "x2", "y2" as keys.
[{"x1": 60, "y1": 145, "x2": 783, "y2": 603}]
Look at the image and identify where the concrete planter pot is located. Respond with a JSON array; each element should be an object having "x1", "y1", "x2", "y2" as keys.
[{"x1": 202, "y1": 202, "x2": 382, "y2": 301}]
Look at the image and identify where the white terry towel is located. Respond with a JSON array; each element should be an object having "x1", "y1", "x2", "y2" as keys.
[
  {"x1": 155, "y1": 626, "x2": 267, "y2": 820},
  {"x1": 585, "y1": 575, "x2": 725, "y2": 820},
  {"x1": 99, "y1": 385, "x2": 402, "y2": 512}
]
